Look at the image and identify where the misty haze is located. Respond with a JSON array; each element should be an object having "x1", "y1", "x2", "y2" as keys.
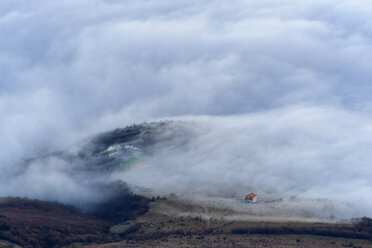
[{"x1": 0, "y1": 1, "x2": 371, "y2": 247}]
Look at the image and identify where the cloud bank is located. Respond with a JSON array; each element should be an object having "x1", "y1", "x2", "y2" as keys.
[
  {"x1": 119, "y1": 111, "x2": 372, "y2": 218},
  {"x1": 1, "y1": 0, "x2": 372, "y2": 218}
]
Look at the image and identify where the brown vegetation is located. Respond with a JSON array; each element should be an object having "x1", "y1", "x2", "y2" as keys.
[
  {"x1": 230, "y1": 222, "x2": 372, "y2": 240},
  {"x1": 0, "y1": 195, "x2": 371, "y2": 248},
  {"x1": 0, "y1": 197, "x2": 111, "y2": 247},
  {"x1": 85, "y1": 200, "x2": 371, "y2": 248},
  {"x1": 0, "y1": 186, "x2": 149, "y2": 248}
]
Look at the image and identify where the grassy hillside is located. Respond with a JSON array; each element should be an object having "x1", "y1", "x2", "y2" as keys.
[{"x1": 65, "y1": 198, "x2": 372, "y2": 248}]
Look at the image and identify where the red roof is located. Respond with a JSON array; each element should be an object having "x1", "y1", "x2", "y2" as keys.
[{"x1": 246, "y1": 193, "x2": 257, "y2": 197}]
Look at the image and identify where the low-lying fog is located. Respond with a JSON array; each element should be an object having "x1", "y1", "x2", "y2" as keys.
[
  {"x1": 0, "y1": 110, "x2": 371, "y2": 220},
  {"x1": 1, "y1": 0, "x2": 372, "y2": 221},
  {"x1": 121, "y1": 110, "x2": 372, "y2": 220}
]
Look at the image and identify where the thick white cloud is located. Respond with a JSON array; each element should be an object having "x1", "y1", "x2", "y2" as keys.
[
  {"x1": 1, "y1": 0, "x2": 372, "y2": 218},
  {"x1": 118, "y1": 108, "x2": 372, "y2": 218}
]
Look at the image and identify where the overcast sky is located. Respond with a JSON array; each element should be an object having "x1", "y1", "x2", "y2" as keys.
[{"x1": 1, "y1": 0, "x2": 372, "y2": 217}]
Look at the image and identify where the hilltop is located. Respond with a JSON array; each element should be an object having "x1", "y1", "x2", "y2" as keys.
[{"x1": 0, "y1": 121, "x2": 371, "y2": 247}]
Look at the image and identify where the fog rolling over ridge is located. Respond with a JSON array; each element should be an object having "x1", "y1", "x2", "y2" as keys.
[
  {"x1": 121, "y1": 111, "x2": 372, "y2": 219},
  {"x1": 0, "y1": 0, "x2": 372, "y2": 220},
  {"x1": 2, "y1": 115, "x2": 371, "y2": 221}
]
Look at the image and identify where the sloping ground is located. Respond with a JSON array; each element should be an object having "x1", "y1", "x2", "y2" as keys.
[
  {"x1": 0, "y1": 189, "x2": 149, "y2": 248},
  {"x1": 0, "y1": 198, "x2": 112, "y2": 247},
  {"x1": 68, "y1": 199, "x2": 372, "y2": 248},
  {"x1": 0, "y1": 196, "x2": 370, "y2": 247}
]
